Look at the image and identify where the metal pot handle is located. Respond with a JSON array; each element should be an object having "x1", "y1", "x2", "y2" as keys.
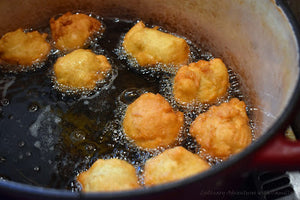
[{"x1": 250, "y1": 132, "x2": 300, "y2": 170}]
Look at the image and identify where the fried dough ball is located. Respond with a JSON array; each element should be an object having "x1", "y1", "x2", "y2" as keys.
[
  {"x1": 77, "y1": 159, "x2": 140, "y2": 192},
  {"x1": 50, "y1": 12, "x2": 102, "y2": 51},
  {"x1": 0, "y1": 28, "x2": 51, "y2": 66},
  {"x1": 190, "y1": 98, "x2": 252, "y2": 159},
  {"x1": 54, "y1": 49, "x2": 111, "y2": 89},
  {"x1": 144, "y1": 146, "x2": 210, "y2": 186},
  {"x1": 123, "y1": 21, "x2": 189, "y2": 67},
  {"x1": 123, "y1": 93, "x2": 184, "y2": 149},
  {"x1": 173, "y1": 58, "x2": 229, "y2": 104}
]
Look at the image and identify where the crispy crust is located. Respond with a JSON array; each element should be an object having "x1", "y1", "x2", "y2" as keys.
[
  {"x1": 50, "y1": 12, "x2": 102, "y2": 51},
  {"x1": 54, "y1": 49, "x2": 111, "y2": 89},
  {"x1": 144, "y1": 146, "x2": 210, "y2": 186},
  {"x1": 123, "y1": 21, "x2": 189, "y2": 67},
  {"x1": 0, "y1": 28, "x2": 51, "y2": 66},
  {"x1": 123, "y1": 93, "x2": 184, "y2": 149},
  {"x1": 173, "y1": 58, "x2": 229, "y2": 104},
  {"x1": 190, "y1": 98, "x2": 252, "y2": 159},
  {"x1": 77, "y1": 159, "x2": 140, "y2": 192}
]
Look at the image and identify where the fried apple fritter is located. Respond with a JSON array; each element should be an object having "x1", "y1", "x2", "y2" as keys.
[
  {"x1": 173, "y1": 58, "x2": 229, "y2": 104},
  {"x1": 190, "y1": 98, "x2": 252, "y2": 159},
  {"x1": 54, "y1": 49, "x2": 111, "y2": 89},
  {"x1": 123, "y1": 21, "x2": 189, "y2": 67},
  {"x1": 123, "y1": 93, "x2": 184, "y2": 149},
  {"x1": 77, "y1": 159, "x2": 140, "y2": 192},
  {"x1": 50, "y1": 12, "x2": 102, "y2": 51},
  {"x1": 144, "y1": 146, "x2": 210, "y2": 186},
  {"x1": 0, "y1": 28, "x2": 51, "y2": 66}
]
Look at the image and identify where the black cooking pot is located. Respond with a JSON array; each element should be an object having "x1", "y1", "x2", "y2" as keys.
[{"x1": 0, "y1": 0, "x2": 300, "y2": 199}]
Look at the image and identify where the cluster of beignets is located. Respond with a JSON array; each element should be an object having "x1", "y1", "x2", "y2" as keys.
[
  {"x1": 73, "y1": 18, "x2": 252, "y2": 191},
  {"x1": 50, "y1": 13, "x2": 110, "y2": 90},
  {"x1": 50, "y1": 12, "x2": 102, "y2": 51},
  {"x1": 0, "y1": 12, "x2": 104, "y2": 77},
  {"x1": 0, "y1": 28, "x2": 51, "y2": 66},
  {"x1": 123, "y1": 21, "x2": 190, "y2": 67},
  {"x1": 144, "y1": 146, "x2": 210, "y2": 186},
  {"x1": 173, "y1": 58, "x2": 229, "y2": 104},
  {"x1": 77, "y1": 158, "x2": 140, "y2": 192},
  {"x1": 123, "y1": 93, "x2": 184, "y2": 149},
  {"x1": 0, "y1": 13, "x2": 254, "y2": 192},
  {"x1": 53, "y1": 49, "x2": 111, "y2": 89},
  {"x1": 190, "y1": 98, "x2": 252, "y2": 159}
]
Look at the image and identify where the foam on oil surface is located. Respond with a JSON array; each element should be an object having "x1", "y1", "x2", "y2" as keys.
[{"x1": 0, "y1": 17, "x2": 257, "y2": 190}]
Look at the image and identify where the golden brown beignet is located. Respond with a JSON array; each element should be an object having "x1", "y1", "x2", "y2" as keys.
[
  {"x1": 123, "y1": 21, "x2": 189, "y2": 67},
  {"x1": 77, "y1": 158, "x2": 140, "y2": 192},
  {"x1": 123, "y1": 93, "x2": 184, "y2": 149},
  {"x1": 173, "y1": 58, "x2": 229, "y2": 104},
  {"x1": 54, "y1": 49, "x2": 111, "y2": 89},
  {"x1": 144, "y1": 146, "x2": 210, "y2": 186},
  {"x1": 0, "y1": 28, "x2": 50, "y2": 66},
  {"x1": 190, "y1": 98, "x2": 252, "y2": 159},
  {"x1": 50, "y1": 12, "x2": 102, "y2": 51}
]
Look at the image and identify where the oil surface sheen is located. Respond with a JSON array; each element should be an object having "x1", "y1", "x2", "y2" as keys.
[{"x1": 0, "y1": 17, "x2": 254, "y2": 190}]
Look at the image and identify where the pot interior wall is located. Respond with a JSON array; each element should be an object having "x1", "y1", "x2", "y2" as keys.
[{"x1": 0, "y1": 0, "x2": 298, "y2": 137}]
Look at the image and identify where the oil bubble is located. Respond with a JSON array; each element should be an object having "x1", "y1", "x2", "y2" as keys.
[
  {"x1": 70, "y1": 130, "x2": 86, "y2": 143},
  {"x1": 119, "y1": 88, "x2": 143, "y2": 104},
  {"x1": 25, "y1": 152, "x2": 32, "y2": 157},
  {"x1": 84, "y1": 143, "x2": 97, "y2": 153},
  {"x1": 1, "y1": 99, "x2": 9, "y2": 106},
  {"x1": 0, "y1": 156, "x2": 6, "y2": 163},
  {"x1": 18, "y1": 141, "x2": 25, "y2": 148},
  {"x1": 0, "y1": 61, "x2": 48, "y2": 73},
  {"x1": 33, "y1": 166, "x2": 40, "y2": 172},
  {"x1": 34, "y1": 141, "x2": 41, "y2": 149},
  {"x1": 70, "y1": 180, "x2": 82, "y2": 192},
  {"x1": 28, "y1": 103, "x2": 39, "y2": 112},
  {"x1": 0, "y1": 175, "x2": 11, "y2": 181}
]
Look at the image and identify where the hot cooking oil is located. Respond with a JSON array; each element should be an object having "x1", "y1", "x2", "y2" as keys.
[{"x1": 0, "y1": 16, "x2": 256, "y2": 190}]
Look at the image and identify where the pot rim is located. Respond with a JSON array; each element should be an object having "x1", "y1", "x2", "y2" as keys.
[{"x1": 0, "y1": 1, "x2": 300, "y2": 199}]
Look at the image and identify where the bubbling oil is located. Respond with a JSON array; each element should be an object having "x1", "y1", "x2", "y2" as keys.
[{"x1": 0, "y1": 16, "x2": 256, "y2": 191}]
